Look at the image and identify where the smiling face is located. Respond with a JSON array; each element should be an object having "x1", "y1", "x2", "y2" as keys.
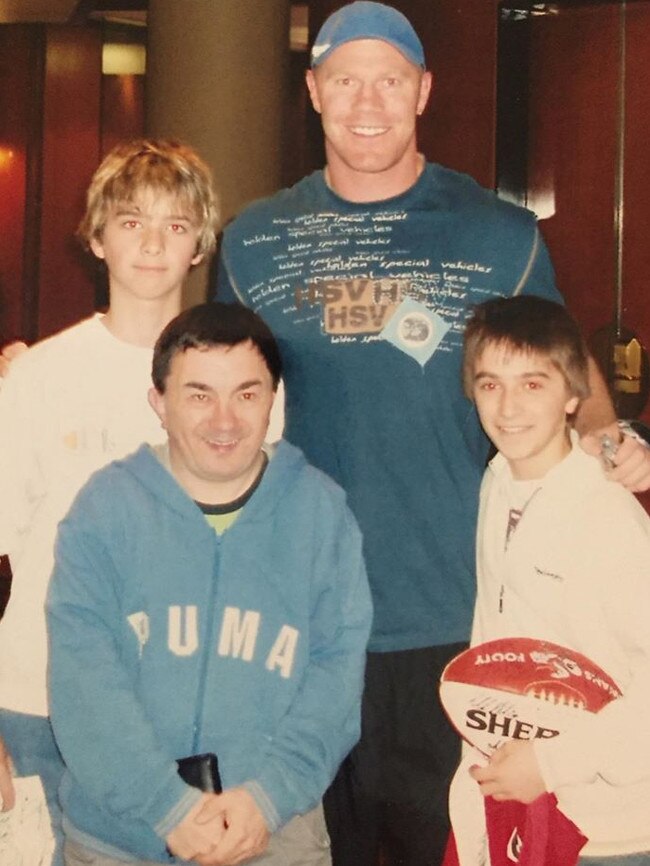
[
  {"x1": 90, "y1": 189, "x2": 203, "y2": 306},
  {"x1": 306, "y1": 39, "x2": 432, "y2": 201},
  {"x1": 472, "y1": 343, "x2": 579, "y2": 480},
  {"x1": 148, "y1": 342, "x2": 275, "y2": 504}
]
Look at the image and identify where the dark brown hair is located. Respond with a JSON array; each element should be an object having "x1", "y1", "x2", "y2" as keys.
[
  {"x1": 152, "y1": 303, "x2": 283, "y2": 393},
  {"x1": 463, "y1": 295, "x2": 590, "y2": 401}
]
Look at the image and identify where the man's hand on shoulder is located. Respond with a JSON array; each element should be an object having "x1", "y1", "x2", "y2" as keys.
[
  {"x1": 581, "y1": 421, "x2": 650, "y2": 492},
  {"x1": 205, "y1": 787, "x2": 270, "y2": 866},
  {"x1": 0, "y1": 735, "x2": 15, "y2": 811},
  {"x1": 0, "y1": 342, "x2": 28, "y2": 378},
  {"x1": 469, "y1": 740, "x2": 545, "y2": 804},
  {"x1": 165, "y1": 792, "x2": 226, "y2": 862}
]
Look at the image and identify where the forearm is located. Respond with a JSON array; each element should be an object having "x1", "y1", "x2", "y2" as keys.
[
  {"x1": 575, "y1": 356, "x2": 616, "y2": 435},
  {"x1": 251, "y1": 646, "x2": 366, "y2": 829},
  {"x1": 48, "y1": 527, "x2": 198, "y2": 833},
  {"x1": 251, "y1": 533, "x2": 371, "y2": 827},
  {"x1": 49, "y1": 612, "x2": 199, "y2": 834}
]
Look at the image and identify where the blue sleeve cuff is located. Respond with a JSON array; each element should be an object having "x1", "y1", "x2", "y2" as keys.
[
  {"x1": 241, "y1": 780, "x2": 280, "y2": 832},
  {"x1": 154, "y1": 782, "x2": 203, "y2": 839}
]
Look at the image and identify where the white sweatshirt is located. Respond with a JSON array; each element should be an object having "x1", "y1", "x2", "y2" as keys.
[
  {"x1": 0, "y1": 315, "x2": 165, "y2": 716},
  {"x1": 450, "y1": 436, "x2": 650, "y2": 859}
]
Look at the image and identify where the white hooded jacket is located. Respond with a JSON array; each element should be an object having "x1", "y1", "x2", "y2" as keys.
[{"x1": 450, "y1": 435, "x2": 650, "y2": 859}]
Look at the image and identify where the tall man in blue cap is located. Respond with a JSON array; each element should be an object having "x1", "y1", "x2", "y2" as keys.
[{"x1": 216, "y1": 3, "x2": 649, "y2": 863}]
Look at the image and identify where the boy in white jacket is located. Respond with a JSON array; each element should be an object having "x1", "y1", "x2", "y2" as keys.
[{"x1": 449, "y1": 295, "x2": 650, "y2": 866}]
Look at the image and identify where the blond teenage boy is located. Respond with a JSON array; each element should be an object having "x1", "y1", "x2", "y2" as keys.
[
  {"x1": 0, "y1": 139, "x2": 218, "y2": 865},
  {"x1": 450, "y1": 295, "x2": 650, "y2": 866}
]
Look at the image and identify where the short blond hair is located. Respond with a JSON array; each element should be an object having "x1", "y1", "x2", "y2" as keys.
[{"x1": 77, "y1": 138, "x2": 219, "y2": 258}]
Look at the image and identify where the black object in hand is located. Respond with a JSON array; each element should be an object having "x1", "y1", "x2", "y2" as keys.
[{"x1": 176, "y1": 752, "x2": 222, "y2": 793}]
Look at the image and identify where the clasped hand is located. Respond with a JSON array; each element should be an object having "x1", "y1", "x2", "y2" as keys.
[
  {"x1": 581, "y1": 422, "x2": 650, "y2": 492},
  {"x1": 0, "y1": 735, "x2": 15, "y2": 811},
  {"x1": 469, "y1": 740, "x2": 546, "y2": 804},
  {"x1": 166, "y1": 787, "x2": 269, "y2": 866}
]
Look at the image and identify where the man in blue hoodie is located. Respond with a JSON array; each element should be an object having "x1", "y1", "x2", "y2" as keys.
[{"x1": 46, "y1": 302, "x2": 372, "y2": 866}]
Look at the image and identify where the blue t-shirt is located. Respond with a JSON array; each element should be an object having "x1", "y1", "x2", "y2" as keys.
[{"x1": 216, "y1": 163, "x2": 561, "y2": 652}]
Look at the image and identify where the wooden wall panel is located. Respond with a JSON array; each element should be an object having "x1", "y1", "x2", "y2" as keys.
[
  {"x1": 527, "y1": 7, "x2": 619, "y2": 338},
  {"x1": 412, "y1": 0, "x2": 498, "y2": 189},
  {"x1": 620, "y1": 2, "x2": 650, "y2": 428},
  {"x1": 0, "y1": 25, "x2": 146, "y2": 343},
  {"x1": 101, "y1": 73, "x2": 145, "y2": 157},
  {"x1": 0, "y1": 26, "x2": 38, "y2": 343},
  {"x1": 38, "y1": 25, "x2": 102, "y2": 338},
  {"x1": 526, "y1": 3, "x2": 650, "y2": 428}
]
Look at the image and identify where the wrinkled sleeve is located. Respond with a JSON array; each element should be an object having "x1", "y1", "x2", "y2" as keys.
[
  {"x1": 0, "y1": 360, "x2": 45, "y2": 555},
  {"x1": 47, "y1": 489, "x2": 200, "y2": 840},
  {"x1": 534, "y1": 496, "x2": 650, "y2": 792},
  {"x1": 243, "y1": 502, "x2": 372, "y2": 830}
]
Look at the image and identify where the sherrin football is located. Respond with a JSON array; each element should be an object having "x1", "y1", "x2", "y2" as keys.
[{"x1": 439, "y1": 637, "x2": 621, "y2": 756}]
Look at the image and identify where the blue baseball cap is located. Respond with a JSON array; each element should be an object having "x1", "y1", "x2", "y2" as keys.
[{"x1": 311, "y1": 2, "x2": 425, "y2": 69}]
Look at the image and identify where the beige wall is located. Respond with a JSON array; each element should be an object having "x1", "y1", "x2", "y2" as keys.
[{"x1": 146, "y1": 0, "x2": 291, "y2": 306}]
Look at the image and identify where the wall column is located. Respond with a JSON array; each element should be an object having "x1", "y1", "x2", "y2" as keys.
[{"x1": 146, "y1": 0, "x2": 291, "y2": 305}]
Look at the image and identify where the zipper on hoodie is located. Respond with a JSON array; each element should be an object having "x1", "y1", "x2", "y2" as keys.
[
  {"x1": 499, "y1": 485, "x2": 541, "y2": 615},
  {"x1": 191, "y1": 532, "x2": 222, "y2": 753}
]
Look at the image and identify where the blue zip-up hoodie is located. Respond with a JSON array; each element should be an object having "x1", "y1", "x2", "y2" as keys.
[{"x1": 47, "y1": 440, "x2": 372, "y2": 862}]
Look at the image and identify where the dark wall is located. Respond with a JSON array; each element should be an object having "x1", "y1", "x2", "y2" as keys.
[
  {"x1": 0, "y1": 23, "x2": 145, "y2": 345},
  {"x1": 521, "y1": 3, "x2": 650, "y2": 427},
  {"x1": 0, "y1": 26, "x2": 41, "y2": 344},
  {"x1": 38, "y1": 25, "x2": 102, "y2": 338}
]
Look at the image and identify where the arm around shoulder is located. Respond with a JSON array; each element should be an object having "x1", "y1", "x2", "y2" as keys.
[
  {"x1": 575, "y1": 356, "x2": 617, "y2": 435},
  {"x1": 0, "y1": 341, "x2": 28, "y2": 379},
  {"x1": 0, "y1": 735, "x2": 15, "y2": 811}
]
